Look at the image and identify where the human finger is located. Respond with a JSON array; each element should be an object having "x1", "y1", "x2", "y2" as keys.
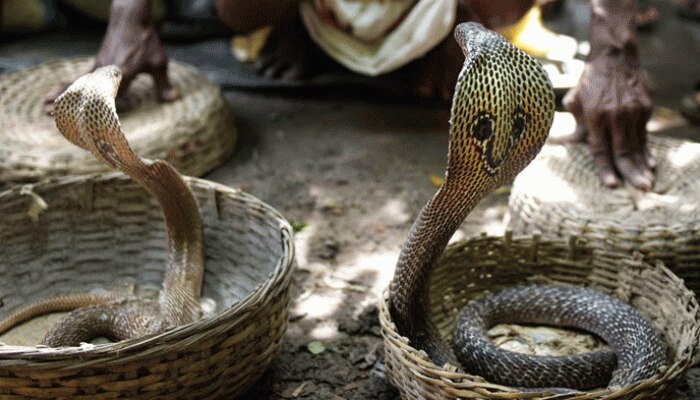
[
  {"x1": 585, "y1": 113, "x2": 619, "y2": 188},
  {"x1": 610, "y1": 112, "x2": 652, "y2": 191}
]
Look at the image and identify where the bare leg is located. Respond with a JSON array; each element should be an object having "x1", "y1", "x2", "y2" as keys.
[{"x1": 563, "y1": 0, "x2": 656, "y2": 190}]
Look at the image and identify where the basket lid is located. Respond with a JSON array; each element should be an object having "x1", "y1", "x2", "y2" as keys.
[
  {"x1": 511, "y1": 136, "x2": 700, "y2": 227},
  {"x1": 0, "y1": 58, "x2": 237, "y2": 184}
]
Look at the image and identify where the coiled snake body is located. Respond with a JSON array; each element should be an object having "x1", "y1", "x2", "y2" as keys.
[
  {"x1": 0, "y1": 67, "x2": 204, "y2": 346},
  {"x1": 389, "y1": 23, "x2": 666, "y2": 390}
]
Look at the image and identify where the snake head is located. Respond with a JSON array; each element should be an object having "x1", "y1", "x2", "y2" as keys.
[
  {"x1": 91, "y1": 66, "x2": 122, "y2": 98},
  {"x1": 445, "y1": 23, "x2": 555, "y2": 191},
  {"x1": 54, "y1": 66, "x2": 124, "y2": 165}
]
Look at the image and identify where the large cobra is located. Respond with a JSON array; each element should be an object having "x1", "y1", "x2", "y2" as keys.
[
  {"x1": 0, "y1": 66, "x2": 203, "y2": 346},
  {"x1": 389, "y1": 23, "x2": 666, "y2": 390}
]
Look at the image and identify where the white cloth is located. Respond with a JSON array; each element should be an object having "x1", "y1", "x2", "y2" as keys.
[
  {"x1": 321, "y1": 0, "x2": 417, "y2": 42},
  {"x1": 300, "y1": 0, "x2": 458, "y2": 76}
]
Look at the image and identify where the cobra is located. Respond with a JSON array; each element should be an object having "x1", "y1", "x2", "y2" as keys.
[
  {"x1": 389, "y1": 23, "x2": 666, "y2": 390},
  {"x1": 0, "y1": 66, "x2": 204, "y2": 346}
]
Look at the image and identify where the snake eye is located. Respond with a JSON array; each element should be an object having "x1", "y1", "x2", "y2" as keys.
[
  {"x1": 471, "y1": 113, "x2": 493, "y2": 141},
  {"x1": 510, "y1": 108, "x2": 528, "y2": 141},
  {"x1": 104, "y1": 66, "x2": 121, "y2": 79}
]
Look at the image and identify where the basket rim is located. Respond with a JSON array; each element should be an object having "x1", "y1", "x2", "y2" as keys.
[
  {"x1": 379, "y1": 234, "x2": 700, "y2": 398},
  {"x1": 0, "y1": 172, "x2": 295, "y2": 363}
]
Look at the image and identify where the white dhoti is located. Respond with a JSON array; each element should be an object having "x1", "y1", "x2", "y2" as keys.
[{"x1": 300, "y1": 0, "x2": 458, "y2": 76}]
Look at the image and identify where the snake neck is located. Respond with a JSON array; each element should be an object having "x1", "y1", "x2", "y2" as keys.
[
  {"x1": 388, "y1": 20, "x2": 557, "y2": 374},
  {"x1": 95, "y1": 119, "x2": 203, "y2": 325},
  {"x1": 52, "y1": 69, "x2": 205, "y2": 328},
  {"x1": 87, "y1": 127, "x2": 204, "y2": 325},
  {"x1": 390, "y1": 184, "x2": 482, "y2": 365},
  {"x1": 134, "y1": 160, "x2": 204, "y2": 325},
  {"x1": 86, "y1": 128, "x2": 204, "y2": 325}
]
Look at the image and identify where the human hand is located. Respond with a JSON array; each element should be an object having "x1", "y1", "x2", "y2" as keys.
[
  {"x1": 557, "y1": 0, "x2": 655, "y2": 191},
  {"x1": 45, "y1": 0, "x2": 179, "y2": 113},
  {"x1": 561, "y1": 56, "x2": 655, "y2": 190}
]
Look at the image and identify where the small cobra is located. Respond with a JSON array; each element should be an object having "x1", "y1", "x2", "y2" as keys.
[
  {"x1": 0, "y1": 66, "x2": 203, "y2": 346},
  {"x1": 389, "y1": 23, "x2": 666, "y2": 391}
]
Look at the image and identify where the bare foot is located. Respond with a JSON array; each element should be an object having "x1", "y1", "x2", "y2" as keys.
[
  {"x1": 412, "y1": 35, "x2": 464, "y2": 102},
  {"x1": 412, "y1": 4, "x2": 474, "y2": 102},
  {"x1": 253, "y1": 7, "x2": 316, "y2": 80}
]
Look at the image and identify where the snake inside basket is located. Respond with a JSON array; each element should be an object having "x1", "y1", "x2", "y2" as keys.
[
  {"x1": 388, "y1": 22, "x2": 668, "y2": 392},
  {"x1": 0, "y1": 66, "x2": 211, "y2": 346}
]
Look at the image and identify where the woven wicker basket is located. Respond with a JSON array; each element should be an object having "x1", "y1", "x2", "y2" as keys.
[
  {"x1": 0, "y1": 173, "x2": 294, "y2": 399},
  {"x1": 0, "y1": 58, "x2": 237, "y2": 185},
  {"x1": 508, "y1": 136, "x2": 700, "y2": 296},
  {"x1": 380, "y1": 232, "x2": 700, "y2": 400}
]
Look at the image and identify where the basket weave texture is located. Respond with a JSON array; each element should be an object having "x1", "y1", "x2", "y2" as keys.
[
  {"x1": 508, "y1": 136, "x2": 700, "y2": 295},
  {"x1": 0, "y1": 58, "x2": 237, "y2": 185},
  {"x1": 0, "y1": 173, "x2": 294, "y2": 399},
  {"x1": 380, "y1": 233, "x2": 700, "y2": 400}
]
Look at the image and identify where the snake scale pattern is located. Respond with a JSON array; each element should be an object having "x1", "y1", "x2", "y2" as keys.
[
  {"x1": 389, "y1": 23, "x2": 666, "y2": 390},
  {"x1": 0, "y1": 66, "x2": 204, "y2": 346}
]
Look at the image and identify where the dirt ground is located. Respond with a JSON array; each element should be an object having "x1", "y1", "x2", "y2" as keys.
[
  {"x1": 216, "y1": 93, "x2": 507, "y2": 400},
  {"x1": 1, "y1": 0, "x2": 700, "y2": 398}
]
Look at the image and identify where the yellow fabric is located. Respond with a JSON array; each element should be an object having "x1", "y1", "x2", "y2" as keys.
[
  {"x1": 231, "y1": 27, "x2": 273, "y2": 63},
  {"x1": 495, "y1": 6, "x2": 576, "y2": 61}
]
